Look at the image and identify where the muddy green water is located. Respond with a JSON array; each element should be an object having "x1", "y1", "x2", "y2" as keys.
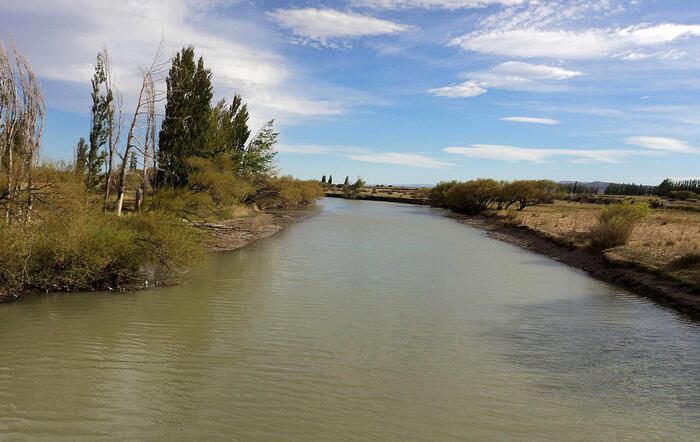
[{"x1": 1, "y1": 198, "x2": 698, "y2": 440}]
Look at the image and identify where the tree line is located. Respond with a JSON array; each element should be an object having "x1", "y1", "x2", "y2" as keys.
[
  {"x1": 428, "y1": 179, "x2": 559, "y2": 214},
  {"x1": 605, "y1": 178, "x2": 699, "y2": 199},
  {"x1": 0, "y1": 40, "x2": 323, "y2": 298}
]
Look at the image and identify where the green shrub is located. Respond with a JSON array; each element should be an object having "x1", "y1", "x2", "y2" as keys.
[
  {"x1": 342, "y1": 178, "x2": 365, "y2": 199},
  {"x1": 0, "y1": 210, "x2": 202, "y2": 294},
  {"x1": 245, "y1": 176, "x2": 324, "y2": 209},
  {"x1": 444, "y1": 179, "x2": 501, "y2": 214},
  {"x1": 150, "y1": 187, "x2": 219, "y2": 221},
  {"x1": 428, "y1": 181, "x2": 457, "y2": 207},
  {"x1": 589, "y1": 203, "x2": 650, "y2": 250}
]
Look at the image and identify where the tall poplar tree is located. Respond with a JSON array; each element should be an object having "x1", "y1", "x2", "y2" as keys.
[
  {"x1": 241, "y1": 120, "x2": 278, "y2": 176},
  {"x1": 158, "y1": 46, "x2": 213, "y2": 187},
  {"x1": 86, "y1": 52, "x2": 110, "y2": 191},
  {"x1": 207, "y1": 94, "x2": 250, "y2": 160}
]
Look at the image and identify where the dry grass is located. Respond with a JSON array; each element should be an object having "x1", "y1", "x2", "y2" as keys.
[{"x1": 492, "y1": 201, "x2": 700, "y2": 285}]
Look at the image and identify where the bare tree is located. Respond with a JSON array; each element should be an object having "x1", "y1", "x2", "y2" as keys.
[
  {"x1": 115, "y1": 42, "x2": 167, "y2": 216},
  {"x1": 102, "y1": 47, "x2": 123, "y2": 208},
  {"x1": 0, "y1": 40, "x2": 45, "y2": 224}
]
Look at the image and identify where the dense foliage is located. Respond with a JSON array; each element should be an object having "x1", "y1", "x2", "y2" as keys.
[
  {"x1": 0, "y1": 42, "x2": 322, "y2": 299},
  {"x1": 604, "y1": 179, "x2": 699, "y2": 197},
  {"x1": 429, "y1": 179, "x2": 558, "y2": 214},
  {"x1": 605, "y1": 182, "x2": 655, "y2": 196},
  {"x1": 158, "y1": 47, "x2": 214, "y2": 187},
  {"x1": 342, "y1": 178, "x2": 365, "y2": 199}
]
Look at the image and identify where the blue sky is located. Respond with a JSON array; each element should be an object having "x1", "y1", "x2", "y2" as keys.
[{"x1": 2, "y1": 0, "x2": 700, "y2": 185}]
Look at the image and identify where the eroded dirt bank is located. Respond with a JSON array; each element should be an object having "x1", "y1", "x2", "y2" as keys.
[
  {"x1": 194, "y1": 208, "x2": 320, "y2": 253},
  {"x1": 450, "y1": 213, "x2": 700, "y2": 320}
]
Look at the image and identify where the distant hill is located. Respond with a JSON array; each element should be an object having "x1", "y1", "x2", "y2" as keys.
[{"x1": 558, "y1": 181, "x2": 612, "y2": 192}]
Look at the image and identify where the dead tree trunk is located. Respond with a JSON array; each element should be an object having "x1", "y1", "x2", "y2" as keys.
[{"x1": 115, "y1": 43, "x2": 165, "y2": 216}]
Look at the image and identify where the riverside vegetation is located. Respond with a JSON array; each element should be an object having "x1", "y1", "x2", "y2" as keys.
[{"x1": 0, "y1": 41, "x2": 322, "y2": 300}]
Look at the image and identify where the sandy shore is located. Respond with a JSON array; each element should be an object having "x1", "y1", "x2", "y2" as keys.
[
  {"x1": 194, "y1": 208, "x2": 320, "y2": 253},
  {"x1": 450, "y1": 213, "x2": 700, "y2": 320}
]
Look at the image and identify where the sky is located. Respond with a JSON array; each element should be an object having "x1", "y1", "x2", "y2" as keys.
[{"x1": 1, "y1": 0, "x2": 699, "y2": 185}]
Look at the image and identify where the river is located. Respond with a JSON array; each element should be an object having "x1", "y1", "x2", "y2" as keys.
[{"x1": 1, "y1": 198, "x2": 698, "y2": 440}]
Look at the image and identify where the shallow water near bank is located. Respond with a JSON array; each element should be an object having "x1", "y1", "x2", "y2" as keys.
[{"x1": 1, "y1": 198, "x2": 698, "y2": 440}]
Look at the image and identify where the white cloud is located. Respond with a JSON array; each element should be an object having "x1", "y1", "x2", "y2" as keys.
[
  {"x1": 478, "y1": 0, "x2": 625, "y2": 30},
  {"x1": 428, "y1": 80, "x2": 487, "y2": 98},
  {"x1": 430, "y1": 61, "x2": 582, "y2": 98},
  {"x1": 276, "y1": 144, "x2": 370, "y2": 154},
  {"x1": 450, "y1": 24, "x2": 700, "y2": 60},
  {"x1": 487, "y1": 61, "x2": 583, "y2": 80},
  {"x1": 267, "y1": 8, "x2": 413, "y2": 48},
  {"x1": 1, "y1": 0, "x2": 348, "y2": 125},
  {"x1": 625, "y1": 137, "x2": 699, "y2": 153},
  {"x1": 444, "y1": 144, "x2": 648, "y2": 163},
  {"x1": 501, "y1": 117, "x2": 560, "y2": 125},
  {"x1": 278, "y1": 144, "x2": 453, "y2": 169},
  {"x1": 348, "y1": 152, "x2": 454, "y2": 168},
  {"x1": 351, "y1": 0, "x2": 523, "y2": 10}
]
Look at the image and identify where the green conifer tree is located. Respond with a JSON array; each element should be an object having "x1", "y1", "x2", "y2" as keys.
[
  {"x1": 75, "y1": 138, "x2": 88, "y2": 177},
  {"x1": 158, "y1": 46, "x2": 213, "y2": 187},
  {"x1": 206, "y1": 94, "x2": 250, "y2": 161},
  {"x1": 241, "y1": 120, "x2": 278, "y2": 175}
]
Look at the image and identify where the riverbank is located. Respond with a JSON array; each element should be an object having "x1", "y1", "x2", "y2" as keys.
[
  {"x1": 0, "y1": 208, "x2": 318, "y2": 304},
  {"x1": 194, "y1": 208, "x2": 320, "y2": 253},
  {"x1": 327, "y1": 187, "x2": 699, "y2": 318},
  {"x1": 453, "y1": 212, "x2": 700, "y2": 319}
]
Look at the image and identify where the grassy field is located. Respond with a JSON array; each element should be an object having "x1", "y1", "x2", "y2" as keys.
[
  {"x1": 495, "y1": 200, "x2": 700, "y2": 286},
  {"x1": 328, "y1": 186, "x2": 700, "y2": 287}
]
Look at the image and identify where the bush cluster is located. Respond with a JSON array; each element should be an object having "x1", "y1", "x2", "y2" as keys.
[
  {"x1": 428, "y1": 179, "x2": 558, "y2": 214},
  {"x1": 245, "y1": 175, "x2": 324, "y2": 209},
  {"x1": 149, "y1": 156, "x2": 324, "y2": 220},
  {"x1": 0, "y1": 210, "x2": 202, "y2": 295}
]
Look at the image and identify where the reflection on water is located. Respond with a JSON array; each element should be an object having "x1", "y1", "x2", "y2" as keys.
[{"x1": 1, "y1": 198, "x2": 698, "y2": 440}]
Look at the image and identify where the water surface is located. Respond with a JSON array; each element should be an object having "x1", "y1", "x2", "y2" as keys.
[{"x1": 1, "y1": 198, "x2": 698, "y2": 440}]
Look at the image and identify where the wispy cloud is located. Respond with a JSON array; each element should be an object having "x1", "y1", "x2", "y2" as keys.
[
  {"x1": 276, "y1": 144, "x2": 371, "y2": 154},
  {"x1": 351, "y1": 0, "x2": 523, "y2": 10},
  {"x1": 444, "y1": 144, "x2": 648, "y2": 163},
  {"x1": 0, "y1": 0, "x2": 344, "y2": 124},
  {"x1": 450, "y1": 24, "x2": 700, "y2": 60},
  {"x1": 428, "y1": 80, "x2": 487, "y2": 98},
  {"x1": 480, "y1": 62, "x2": 583, "y2": 81},
  {"x1": 267, "y1": 8, "x2": 414, "y2": 48},
  {"x1": 430, "y1": 61, "x2": 582, "y2": 98},
  {"x1": 348, "y1": 152, "x2": 454, "y2": 168},
  {"x1": 278, "y1": 145, "x2": 452, "y2": 169},
  {"x1": 501, "y1": 116, "x2": 560, "y2": 125},
  {"x1": 625, "y1": 136, "x2": 699, "y2": 153}
]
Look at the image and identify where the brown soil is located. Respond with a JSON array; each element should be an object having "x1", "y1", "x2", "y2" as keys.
[{"x1": 194, "y1": 208, "x2": 319, "y2": 253}]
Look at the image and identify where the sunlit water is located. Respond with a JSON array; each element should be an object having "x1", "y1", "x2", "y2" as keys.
[{"x1": 1, "y1": 198, "x2": 698, "y2": 440}]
